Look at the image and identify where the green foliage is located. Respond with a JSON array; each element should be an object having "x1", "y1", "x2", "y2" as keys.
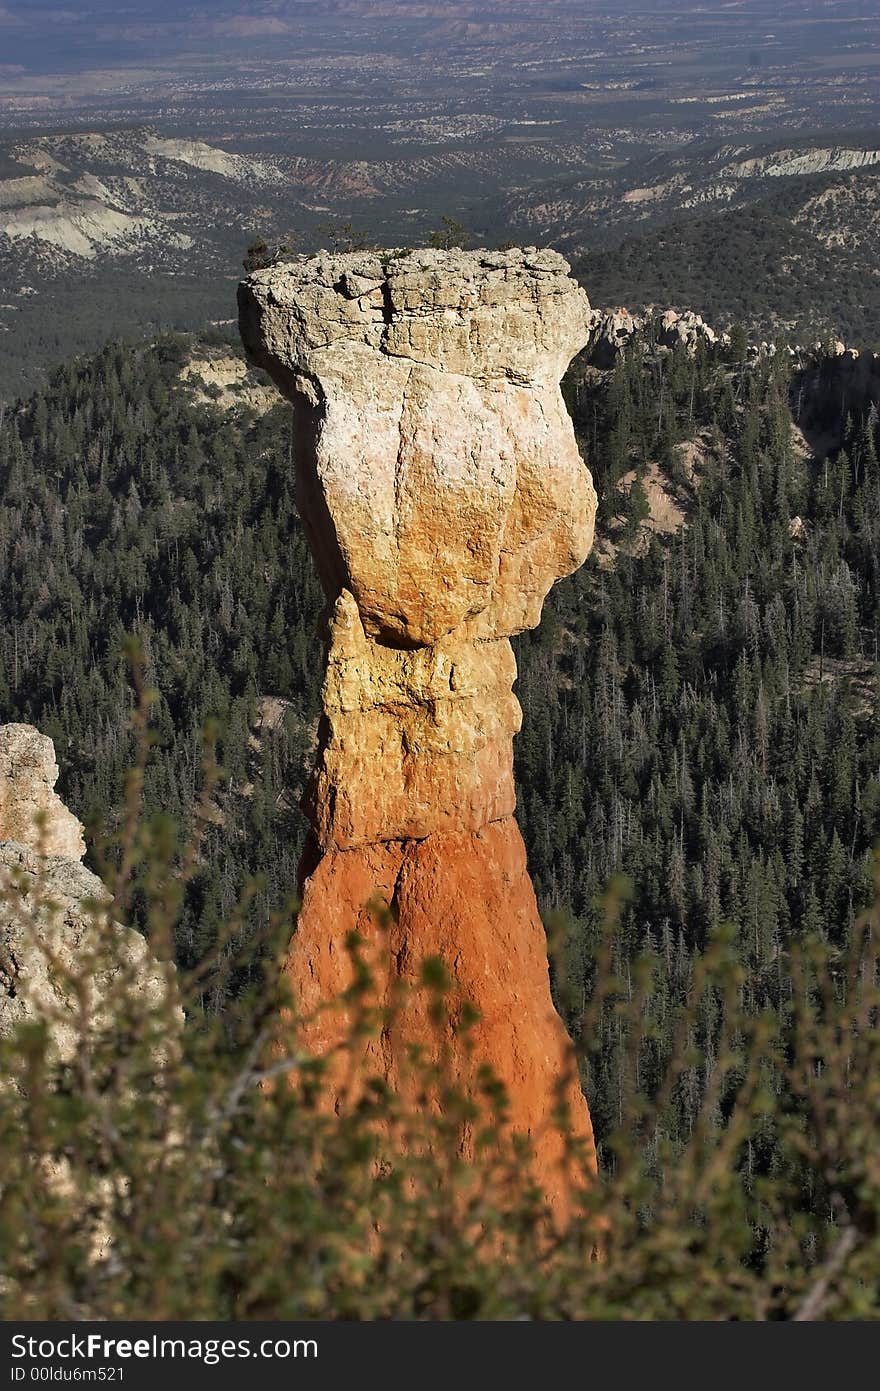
[
  {"x1": 316, "y1": 221, "x2": 374, "y2": 253},
  {"x1": 0, "y1": 272, "x2": 233, "y2": 402},
  {"x1": 3, "y1": 786, "x2": 880, "y2": 1319},
  {"x1": 2, "y1": 330, "x2": 879, "y2": 1313},
  {"x1": 243, "y1": 232, "x2": 300, "y2": 271},
  {"x1": 0, "y1": 340, "x2": 324, "y2": 1004},
  {"x1": 518, "y1": 341, "x2": 880, "y2": 1160},
  {"x1": 428, "y1": 217, "x2": 472, "y2": 251}
]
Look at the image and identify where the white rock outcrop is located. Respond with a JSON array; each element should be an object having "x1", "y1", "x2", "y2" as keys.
[
  {"x1": 239, "y1": 246, "x2": 598, "y2": 848},
  {"x1": 0, "y1": 724, "x2": 85, "y2": 859},
  {"x1": 0, "y1": 724, "x2": 178, "y2": 1061},
  {"x1": 585, "y1": 305, "x2": 723, "y2": 366}
]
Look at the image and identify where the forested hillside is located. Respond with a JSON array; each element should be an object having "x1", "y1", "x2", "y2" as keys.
[
  {"x1": 1, "y1": 330, "x2": 877, "y2": 1154},
  {"x1": 576, "y1": 202, "x2": 880, "y2": 349},
  {"x1": 0, "y1": 338, "x2": 323, "y2": 998},
  {"x1": 517, "y1": 340, "x2": 880, "y2": 1146}
]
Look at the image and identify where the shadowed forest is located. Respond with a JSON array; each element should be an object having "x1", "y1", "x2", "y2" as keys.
[{"x1": 1, "y1": 328, "x2": 878, "y2": 1164}]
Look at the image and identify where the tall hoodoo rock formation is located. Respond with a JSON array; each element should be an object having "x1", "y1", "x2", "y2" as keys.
[{"x1": 239, "y1": 246, "x2": 599, "y2": 1208}]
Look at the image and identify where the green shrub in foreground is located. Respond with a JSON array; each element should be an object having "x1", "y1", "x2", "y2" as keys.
[{"x1": 1, "y1": 716, "x2": 879, "y2": 1319}]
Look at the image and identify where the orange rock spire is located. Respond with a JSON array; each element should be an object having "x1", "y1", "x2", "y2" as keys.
[{"x1": 239, "y1": 246, "x2": 599, "y2": 1211}]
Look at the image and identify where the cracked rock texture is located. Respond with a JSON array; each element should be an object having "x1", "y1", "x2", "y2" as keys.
[
  {"x1": 0, "y1": 724, "x2": 86, "y2": 859},
  {"x1": 240, "y1": 247, "x2": 598, "y2": 1212},
  {"x1": 0, "y1": 724, "x2": 177, "y2": 1061}
]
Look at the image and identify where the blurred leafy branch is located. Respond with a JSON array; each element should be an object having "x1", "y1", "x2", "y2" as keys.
[{"x1": 1, "y1": 668, "x2": 879, "y2": 1319}]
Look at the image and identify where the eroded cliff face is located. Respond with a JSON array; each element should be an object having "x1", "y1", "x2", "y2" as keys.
[
  {"x1": 0, "y1": 724, "x2": 86, "y2": 859},
  {"x1": 0, "y1": 724, "x2": 177, "y2": 1062},
  {"x1": 239, "y1": 246, "x2": 598, "y2": 1211}
]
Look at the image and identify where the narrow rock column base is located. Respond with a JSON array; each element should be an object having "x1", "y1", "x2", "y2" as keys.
[{"x1": 285, "y1": 818, "x2": 597, "y2": 1215}]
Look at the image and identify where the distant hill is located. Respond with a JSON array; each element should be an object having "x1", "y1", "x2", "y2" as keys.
[
  {"x1": 576, "y1": 199, "x2": 880, "y2": 349},
  {"x1": 499, "y1": 134, "x2": 880, "y2": 248},
  {"x1": 1, "y1": 124, "x2": 878, "y2": 398},
  {"x1": 0, "y1": 127, "x2": 327, "y2": 399},
  {"x1": 498, "y1": 134, "x2": 880, "y2": 343},
  {"x1": 0, "y1": 122, "x2": 603, "y2": 397}
]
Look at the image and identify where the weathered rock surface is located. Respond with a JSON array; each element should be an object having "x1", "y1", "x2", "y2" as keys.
[
  {"x1": 240, "y1": 246, "x2": 595, "y2": 650},
  {"x1": 310, "y1": 588, "x2": 519, "y2": 848},
  {"x1": 179, "y1": 349, "x2": 279, "y2": 415},
  {"x1": 241, "y1": 247, "x2": 597, "y2": 844},
  {"x1": 0, "y1": 724, "x2": 85, "y2": 859},
  {"x1": 240, "y1": 246, "x2": 598, "y2": 1211},
  {"x1": 289, "y1": 818, "x2": 592, "y2": 1209},
  {"x1": 656, "y1": 307, "x2": 718, "y2": 353},
  {"x1": 583, "y1": 306, "x2": 880, "y2": 390},
  {"x1": 584, "y1": 306, "x2": 644, "y2": 367},
  {"x1": 584, "y1": 305, "x2": 722, "y2": 367},
  {"x1": 0, "y1": 724, "x2": 177, "y2": 1061}
]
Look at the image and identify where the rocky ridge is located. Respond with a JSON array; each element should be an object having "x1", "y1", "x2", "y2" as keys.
[
  {"x1": 0, "y1": 724, "x2": 176, "y2": 1062},
  {"x1": 584, "y1": 303, "x2": 880, "y2": 393},
  {"x1": 0, "y1": 724, "x2": 85, "y2": 860},
  {"x1": 584, "y1": 305, "x2": 723, "y2": 367}
]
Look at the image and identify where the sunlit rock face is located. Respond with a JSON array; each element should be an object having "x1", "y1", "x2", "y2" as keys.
[
  {"x1": 239, "y1": 246, "x2": 598, "y2": 1214},
  {"x1": 0, "y1": 723, "x2": 85, "y2": 859},
  {"x1": 0, "y1": 724, "x2": 178, "y2": 1063}
]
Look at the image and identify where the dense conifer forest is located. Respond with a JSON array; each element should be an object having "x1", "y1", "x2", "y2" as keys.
[
  {"x1": 521, "y1": 340, "x2": 880, "y2": 1147},
  {"x1": 576, "y1": 199, "x2": 880, "y2": 350},
  {"x1": 0, "y1": 338, "x2": 322, "y2": 999},
  {"x1": 1, "y1": 329, "x2": 878, "y2": 1159}
]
